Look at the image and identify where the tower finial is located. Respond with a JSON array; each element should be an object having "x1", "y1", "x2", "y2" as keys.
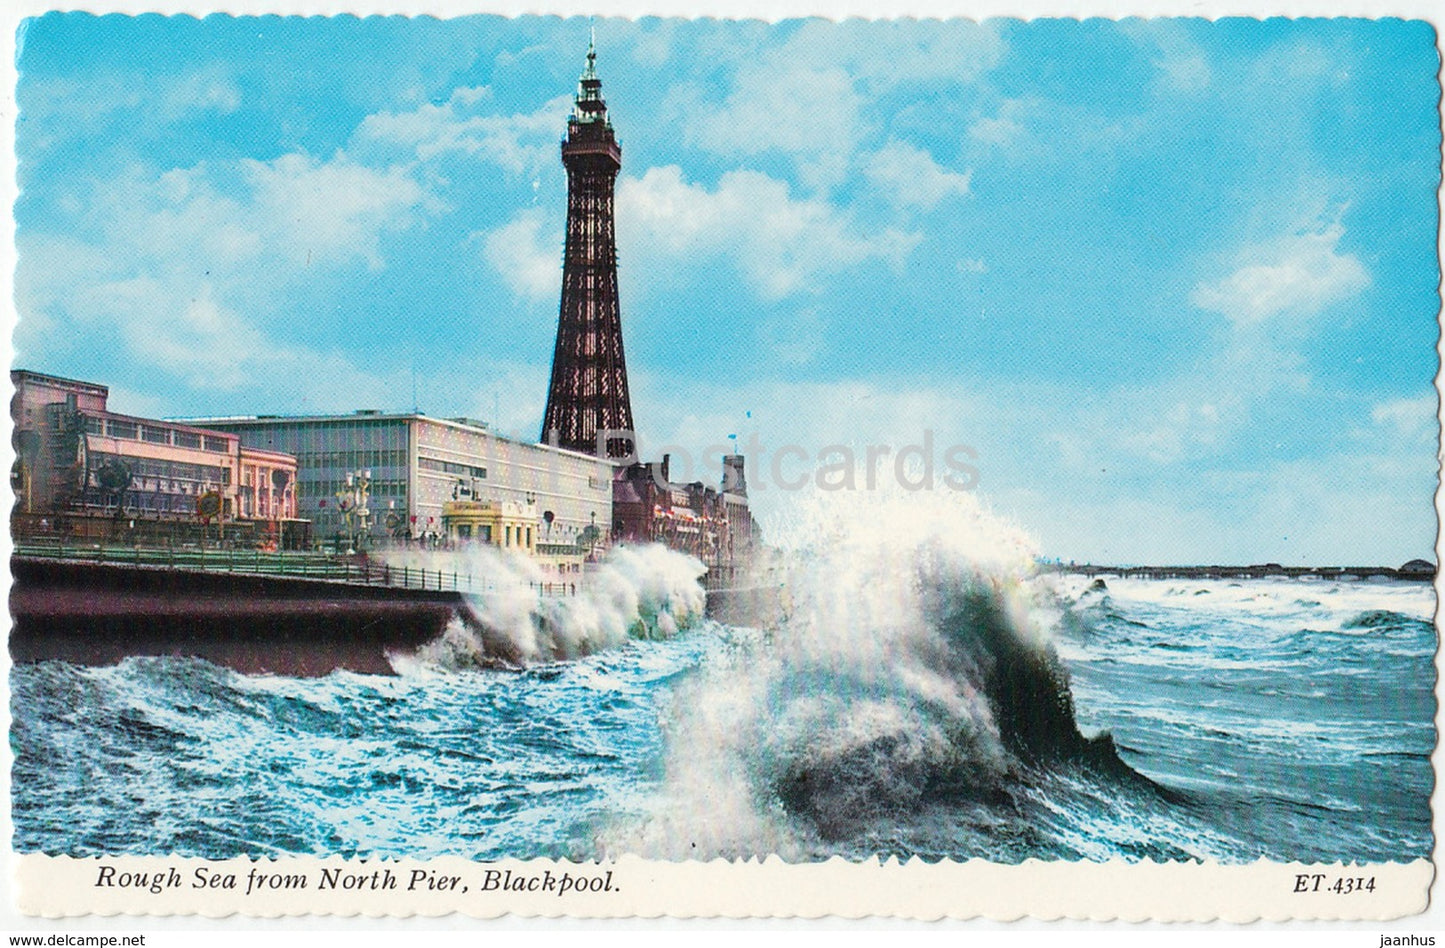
[
  {"x1": 573, "y1": 26, "x2": 607, "y2": 124},
  {"x1": 583, "y1": 24, "x2": 597, "y2": 80}
]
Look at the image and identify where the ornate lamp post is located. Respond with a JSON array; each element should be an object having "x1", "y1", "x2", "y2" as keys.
[{"x1": 334, "y1": 469, "x2": 372, "y2": 553}]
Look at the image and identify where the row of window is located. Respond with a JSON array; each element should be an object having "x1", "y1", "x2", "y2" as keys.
[
  {"x1": 120, "y1": 456, "x2": 232, "y2": 485},
  {"x1": 297, "y1": 479, "x2": 408, "y2": 500},
  {"x1": 292, "y1": 449, "x2": 408, "y2": 469},
  {"x1": 85, "y1": 416, "x2": 228, "y2": 452},
  {"x1": 77, "y1": 489, "x2": 220, "y2": 515},
  {"x1": 419, "y1": 456, "x2": 488, "y2": 479},
  {"x1": 243, "y1": 419, "x2": 402, "y2": 439}
]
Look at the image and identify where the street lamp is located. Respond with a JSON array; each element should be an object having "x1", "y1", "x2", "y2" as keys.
[{"x1": 335, "y1": 469, "x2": 372, "y2": 553}]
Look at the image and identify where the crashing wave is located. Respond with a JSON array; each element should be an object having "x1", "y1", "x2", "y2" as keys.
[
  {"x1": 610, "y1": 486, "x2": 1161, "y2": 859},
  {"x1": 383, "y1": 543, "x2": 707, "y2": 670}
]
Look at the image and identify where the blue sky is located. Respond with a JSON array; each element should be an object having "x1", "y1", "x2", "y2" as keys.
[{"x1": 12, "y1": 14, "x2": 1440, "y2": 563}]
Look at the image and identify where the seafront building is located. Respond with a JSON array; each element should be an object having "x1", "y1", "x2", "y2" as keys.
[
  {"x1": 612, "y1": 454, "x2": 753, "y2": 571},
  {"x1": 11, "y1": 370, "x2": 301, "y2": 546},
  {"x1": 191, "y1": 412, "x2": 614, "y2": 562}
]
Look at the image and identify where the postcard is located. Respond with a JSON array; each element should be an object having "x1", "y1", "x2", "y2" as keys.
[{"x1": 4, "y1": 7, "x2": 1440, "y2": 925}]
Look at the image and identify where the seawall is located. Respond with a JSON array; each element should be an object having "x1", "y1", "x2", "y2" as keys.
[
  {"x1": 10, "y1": 557, "x2": 462, "y2": 676},
  {"x1": 11, "y1": 557, "x2": 782, "y2": 676}
]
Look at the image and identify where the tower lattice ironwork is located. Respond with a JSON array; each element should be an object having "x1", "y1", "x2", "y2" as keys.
[{"x1": 540, "y1": 38, "x2": 635, "y2": 459}]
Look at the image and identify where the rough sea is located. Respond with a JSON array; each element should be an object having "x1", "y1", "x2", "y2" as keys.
[{"x1": 11, "y1": 492, "x2": 1437, "y2": 865}]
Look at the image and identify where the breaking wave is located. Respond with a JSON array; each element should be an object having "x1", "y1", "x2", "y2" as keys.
[
  {"x1": 380, "y1": 543, "x2": 707, "y2": 670},
  {"x1": 610, "y1": 487, "x2": 1166, "y2": 860},
  {"x1": 1342, "y1": 608, "x2": 1426, "y2": 631}
]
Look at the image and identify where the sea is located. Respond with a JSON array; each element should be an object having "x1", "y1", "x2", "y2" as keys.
[{"x1": 10, "y1": 491, "x2": 1437, "y2": 864}]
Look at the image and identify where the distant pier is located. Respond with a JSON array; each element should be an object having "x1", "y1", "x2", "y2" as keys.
[{"x1": 1049, "y1": 560, "x2": 1437, "y2": 582}]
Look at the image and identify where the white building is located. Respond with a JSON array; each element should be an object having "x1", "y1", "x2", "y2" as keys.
[{"x1": 189, "y1": 412, "x2": 614, "y2": 552}]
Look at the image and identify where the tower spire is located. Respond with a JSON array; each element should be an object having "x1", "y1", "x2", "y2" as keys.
[
  {"x1": 572, "y1": 28, "x2": 607, "y2": 125},
  {"x1": 540, "y1": 38, "x2": 635, "y2": 460}
]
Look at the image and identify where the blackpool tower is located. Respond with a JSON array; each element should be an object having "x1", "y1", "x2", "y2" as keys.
[{"x1": 540, "y1": 38, "x2": 636, "y2": 459}]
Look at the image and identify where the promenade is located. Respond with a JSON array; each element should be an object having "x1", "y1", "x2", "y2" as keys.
[{"x1": 12, "y1": 538, "x2": 575, "y2": 596}]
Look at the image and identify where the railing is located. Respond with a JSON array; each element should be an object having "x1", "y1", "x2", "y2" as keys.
[{"x1": 13, "y1": 539, "x2": 577, "y2": 596}]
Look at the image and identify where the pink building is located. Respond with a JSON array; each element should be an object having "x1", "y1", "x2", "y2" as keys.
[{"x1": 11, "y1": 370, "x2": 304, "y2": 547}]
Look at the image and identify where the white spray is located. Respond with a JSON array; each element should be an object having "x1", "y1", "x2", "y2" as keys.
[
  {"x1": 383, "y1": 543, "x2": 707, "y2": 671},
  {"x1": 607, "y1": 484, "x2": 1074, "y2": 859}
]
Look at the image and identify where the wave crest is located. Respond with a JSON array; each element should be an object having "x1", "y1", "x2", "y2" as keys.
[
  {"x1": 385, "y1": 544, "x2": 707, "y2": 670},
  {"x1": 612, "y1": 487, "x2": 1143, "y2": 858}
]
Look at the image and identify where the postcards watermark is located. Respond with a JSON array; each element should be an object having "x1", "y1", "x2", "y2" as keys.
[{"x1": 542, "y1": 428, "x2": 982, "y2": 493}]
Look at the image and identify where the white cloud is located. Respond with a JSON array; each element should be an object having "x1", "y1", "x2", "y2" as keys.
[
  {"x1": 618, "y1": 166, "x2": 919, "y2": 300},
  {"x1": 482, "y1": 209, "x2": 561, "y2": 301},
  {"x1": 678, "y1": 65, "x2": 861, "y2": 190},
  {"x1": 85, "y1": 152, "x2": 431, "y2": 277},
  {"x1": 1120, "y1": 20, "x2": 1213, "y2": 94},
  {"x1": 782, "y1": 19, "x2": 1005, "y2": 87},
  {"x1": 160, "y1": 64, "x2": 243, "y2": 118},
  {"x1": 23, "y1": 63, "x2": 241, "y2": 133},
  {"x1": 1371, "y1": 394, "x2": 1439, "y2": 442},
  {"x1": 673, "y1": 20, "x2": 1004, "y2": 189},
  {"x1": 78, "y1": 279, "x2": 271, "y2": 389},
  {"x1": 18, "y1": 149, "x2": 433, "y2": 396},
  {"x1": 1115, "y1": 399, "x2": 1229, "y2": 463},
  {"x1": 1191, "y1": 223, "x2": 1370, "y2": 326},
  {"x1": 352, "y1": 88, "x2": 570, "y2": 175},
  {"x1": 863, "y1": 141, "x2": 971, "y2": 210},
  {"x1": 968, "y1": 99, "x2": 1028, "y2": 148},
  {"x1": 237, "y1": 153, "x2": 432, "y2": 269}
]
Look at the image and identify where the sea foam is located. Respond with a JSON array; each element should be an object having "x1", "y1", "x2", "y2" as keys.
[
  {"x1": 607, "y1": 485, "x2": 1124, "y2": 858},
  {"x1": 380, "y1": 543, "x2": 707, "y2": 670}
]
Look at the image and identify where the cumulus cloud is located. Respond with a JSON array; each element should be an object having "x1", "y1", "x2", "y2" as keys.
[
  {"x1": 1371, "y1": 394, "x2": 1439, "y2": 442},
  {"x1": 1115, "y1": 400, "x2": 1228, "y2": 463},
  {"x1": 19, "y1": 149, "x2": 432, "y2": 394},
  {"x1": 238, "y1": 153, "x2": 432, "y2": 269},
  {"x1": 482, "y1": 209, "x2": 561, "y2": 300},
  {"x1": 352, "y1": 87, "x2": 570, "y2": 175},
  {"x1": 88, "y1": 151, "x2": 431, "y2": 276},
  {"x1": 675, "y1": 64, "x2": 861, "y2": 190},
  {"x1": 864, "y1": 141, "x2": 971, "y2": 210},
  {"x1": 1121, "y1": 20, "x2": 1213, "y2": 94},
  {"x1": 21, "y1": 63, "x2": 242, "y2": 137},
  {"x1": 1191, "y1": 223, "x2": 1370, "y2": 326},
  {"x1": 674, "y1": 20, "x2": 1004, "y2": 188},
  {"x1": 618, "y1": 165, "x2": 919, "y2": 300},
  {"x1": 968, "y1": 99, "x2": 1028, "y2": 148}
]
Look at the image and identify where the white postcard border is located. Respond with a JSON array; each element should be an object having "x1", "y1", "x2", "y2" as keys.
[{"x1": 2, "y1": 0, "x2": 1441, "y2": 930}]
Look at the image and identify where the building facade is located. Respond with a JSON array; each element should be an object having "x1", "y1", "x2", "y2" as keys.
[
  {"x1": 196, "y1": 413, "x2": 615, "y2": 554},
  {"x1": 440, "y1": 499, "x2": 540, "y2": 554},
  {"x1": 11, "y1": 370, "x2": 300, "y2": 545},
  {"x1": 612, "y1": 453, "x2": 754, "y2": 572}
]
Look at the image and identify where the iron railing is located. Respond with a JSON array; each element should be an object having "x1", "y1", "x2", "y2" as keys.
[{"x1": 12, "y1": 539, "x2": 578, "y2": 596}]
